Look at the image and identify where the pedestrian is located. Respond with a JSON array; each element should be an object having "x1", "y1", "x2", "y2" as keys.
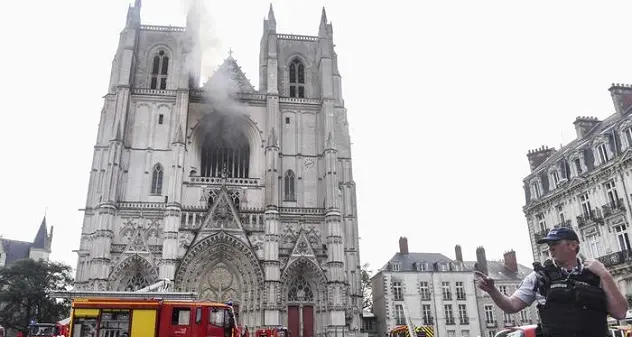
[{"x1": 475, "y1": 227, "x2": 628, "y2": 337}]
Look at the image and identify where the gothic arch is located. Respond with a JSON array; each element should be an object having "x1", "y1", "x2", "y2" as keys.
[
  {"x1": 108, "y1": 254, "x2": 158, "y2": 291},
  {"x1": 189, "y1": 113, "x2": 263, "y2": 178},
  {"x1": 285, "y1": 53, "x2": 311, "y2": 68},
  {"x1": 175, "y1": 232, "x2": 264, "y2": 319},
  {"x1": 280, "y1": 257, "x2": 328, "y2": 309}
]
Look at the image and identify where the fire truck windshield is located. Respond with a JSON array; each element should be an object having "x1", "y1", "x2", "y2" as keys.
[{"x1": 27, "y1": 325, "x2": 55, "y2": 336}]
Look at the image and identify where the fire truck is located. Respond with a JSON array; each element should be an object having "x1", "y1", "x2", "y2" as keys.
[
  {"x1": 255, "y1": 326, "x2": 290, "y2": 337},
  {"x1": 49, "y1": 279, "x2": 242, "y2": 337},
  {"x1": 25, "y1": 321, "x2": 69, "y2": 337}
]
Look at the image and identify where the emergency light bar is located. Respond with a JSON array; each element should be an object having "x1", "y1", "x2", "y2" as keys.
[{"x1": 48, "y1": 290, "x2": 198, "y2": 300}]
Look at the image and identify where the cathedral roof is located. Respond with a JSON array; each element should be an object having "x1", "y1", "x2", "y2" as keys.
[{"x1": 203, "y1": 51, "x2": 256, "y2": 94}]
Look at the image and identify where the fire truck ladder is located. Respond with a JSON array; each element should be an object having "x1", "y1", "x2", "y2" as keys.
[
  {"x1": 401, "y1": 302, "x2": 417, "y2": 337},
  {"x1": 49, "y1": 279, "x2": 198, "y2": 300}
]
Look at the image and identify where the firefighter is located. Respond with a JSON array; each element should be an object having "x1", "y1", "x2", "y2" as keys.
[{"x1": 475, "y1": 227, "x2": 628, "y2": 337}]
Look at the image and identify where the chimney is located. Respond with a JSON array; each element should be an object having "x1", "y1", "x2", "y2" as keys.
[
  {"x1": 526, "y1": 145, "x2": 556, "y2": 172},
  {"x1": 609, "y1": 83, "x2": 632, "y2": 115},
  {"x1": 475, "y1": 246, "x2": 488, "y2": 276},
  {"x1": 503, "y1": 250, "x2": 518, "y2": 273},
  {"x1": 399, "y1": 237, "x2": 409, "y2": 255},
  {"x1": 573, "y1": 116, "x2": 600, "y2": 139},
  {"x1": 454, "y1": 245, "x2": 463, "y2": 262}
]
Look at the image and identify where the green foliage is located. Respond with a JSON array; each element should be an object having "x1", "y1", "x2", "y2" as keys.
[
  {"x1": 0, "y1": 259, "x2": 74, "y2": 334},
  {"x1": 361, "y1": 263, "x2": 373, "y2": 311}
]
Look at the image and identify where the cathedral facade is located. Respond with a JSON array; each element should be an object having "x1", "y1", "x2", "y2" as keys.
[{"x1": 73, "y1": 1, "x2": 363, "y2": 335}]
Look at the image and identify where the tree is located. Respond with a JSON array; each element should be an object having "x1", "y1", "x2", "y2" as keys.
[
  {"x1": 361, "y1": 263, "x2": 373, "y2": 312},
  {"x1": 0, "y1": 259, "x2": 74, "y2": 334}
]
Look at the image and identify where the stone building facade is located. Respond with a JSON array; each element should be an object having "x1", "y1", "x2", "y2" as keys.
[
  {"x1": 73, "y1": 2, "x2": 363, "y2": 336},
  {"x1": 468, "y1": 247, "x2": 537, "y2": 337},
  {"x1": 371, "y1": 239, "x2": 536, "y2": 337},
  {"x1": 522, "y1": 83, "x2": 632, "y2": 304}
]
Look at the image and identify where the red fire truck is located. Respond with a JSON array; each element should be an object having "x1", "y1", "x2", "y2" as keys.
[
  {"x1": 67, "y1": 297, "x2": 239, "y2": 337},
  {"x1": 255, "y1": 327, "x2": 290, "y2": 337},
  {"x1": 26, "y1": 321, "x2": 69, "y2": 337}
]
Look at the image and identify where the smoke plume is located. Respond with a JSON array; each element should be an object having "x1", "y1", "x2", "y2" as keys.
[{"x1": 179, "y1": 0, "x2": 249, "y2": 141}]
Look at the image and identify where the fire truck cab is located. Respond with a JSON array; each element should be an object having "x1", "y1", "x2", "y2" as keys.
[
  {"x1": 69, "y1": 298, "x2": 239, "y2": 337},
  {"x1": 26, "y1": 321, "x2": 69, "y2": 337}
]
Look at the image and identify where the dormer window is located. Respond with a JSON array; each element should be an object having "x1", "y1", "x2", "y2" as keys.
[
  {"x1": 549, "y1": 169, "x2": 560, "y2": 189},
  {"x1": 415, "y1": 262, "x2": 428, "y2": 271},
  {"x1": 593, "y1": 135, "x2": 612, "y2": 166},
  {"x1": 531, "y1": 179, "x2": 542, "y2": 199},
  {"x1": 391, "y1": 262, "x2": 401, "y2": 272},
  {"x1": 619, "y1": 120, "x2": 632, "y2": 150},
  {"x1": 569, "y1": 152, "x2": 585, "y2": 177}
]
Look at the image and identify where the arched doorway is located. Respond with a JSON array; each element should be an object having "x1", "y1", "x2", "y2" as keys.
[
  {"x1": 175, "y1": 232, "x2": 265, "y2": 328},
  {"x1": 282, "y1": 258, "x2": 328, "y2": 337},
  {"x1": 199, "y1": 114, "x2": 250, "y2": 178}
]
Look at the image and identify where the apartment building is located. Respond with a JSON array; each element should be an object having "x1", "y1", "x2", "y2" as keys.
[{"x1": 523, "y1": 84, "x2": 632, "y2": 303}]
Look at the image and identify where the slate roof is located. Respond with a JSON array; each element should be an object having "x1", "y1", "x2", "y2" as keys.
[
  {"x1": 378, "y1": 252, "x2": 532, "y2": 279},
  {"x1": 379, "y1": 252, "x2": 460, "y2": 272},
  {"x1": 0, "y1": 216, "x2": 51, "y2": 266},
  {"x1": 203, "y1": 54, "x2": 256, "y2": 94},
  {"x1": 463, "y1": 260, "x2": 532, "y2": 280}
]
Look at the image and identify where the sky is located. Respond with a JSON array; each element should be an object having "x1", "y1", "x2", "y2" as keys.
[{"x1": 2, "y1": 0, "x2": 632, "y2": 276}]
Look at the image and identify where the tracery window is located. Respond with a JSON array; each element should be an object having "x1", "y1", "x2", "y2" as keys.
[
  {"x1": 151, "y1": 164, "x2": 164, "y2": 195},
  {"x1": 125, "y1": 272, "x2": 149, "y2": 291},
  {"x1": 288, "y1": 276, "x2": 314, "y2": 302},
  {"x1": 289, "y1": 59, "x2": 305, "y2": 98},
  {"x1": 200, "y1": 123, "x2": 250, "y2": 178},
  {"x1": 284, "y1": 170, "x2": 296, "y2": 201},
  {"x1": 150, "y1": 50, "x2": 169, "y2": 90}
]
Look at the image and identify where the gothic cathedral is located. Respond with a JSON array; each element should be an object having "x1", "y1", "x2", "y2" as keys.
[{"x1": 74, "y1": 1, "x2": 362, "y2": 335}]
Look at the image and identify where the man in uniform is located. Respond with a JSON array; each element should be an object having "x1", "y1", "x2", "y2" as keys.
[{"x1": 475, "y1": 227, "x2": 628, "y2": 336}]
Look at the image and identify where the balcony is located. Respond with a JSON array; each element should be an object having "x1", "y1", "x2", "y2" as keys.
[
  {"x1": 602, "y1": 198, "x2": 626, "y2": 218},
  {"x1": 598, "y1": 250, "x2": 632, "y2": 276},
  {"x1": 553, "y1": 219, "x2": 572, "y2": 229},
  {"x1": 576, "y1": 209, "x2": 604, "y2": 228},
  {"x1": 534, "y1": 229, "x2": 549, "y2": 241}
]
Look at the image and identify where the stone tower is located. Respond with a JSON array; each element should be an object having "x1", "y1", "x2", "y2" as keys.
[{"x1": 74, "y1": 2, "x2": 362, "y2": 336}]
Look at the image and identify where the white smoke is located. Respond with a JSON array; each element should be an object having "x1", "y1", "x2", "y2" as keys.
[{"x1": 179, "y1": 0, "x2": 249, "y2": 139}]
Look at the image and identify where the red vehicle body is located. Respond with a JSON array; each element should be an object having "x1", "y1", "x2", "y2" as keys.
[
  {"x1": 69, "y1": 298, "x2": 240, "y2": 337},
  {"x1": 25, "y1": 321, "x2": 69, "y2": 337},
  {"x1": 255, "y1": 327, "x2": 289, "y2": 337},
  {"x1": 494, "y1": 325, "x2": 538, "y2": 337}
]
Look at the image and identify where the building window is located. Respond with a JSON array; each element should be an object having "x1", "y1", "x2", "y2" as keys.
[
  {"x1": 597, "y1": 143, "x2": 610, "y2": 164},
  {"x1": 587, "y1": 233, "x2": 600, "y2": 258},
  {"x1": 392, "y1": 281, "x2": 403, "y2": 300},
  {"x1": 422, "y1": 304, "x2": 432, "y2": 325},
  {"x1": 461, "y1": 330, "x2": 470, "y2": 337},
  {"x1": 391, "y1": 262, "x2": 401, "y2": 271},
  {"x1": 624, "y1": 127, "x2": 632, "y2": 148},
  {"x1": 531, "y1": 180, "x2": 542, "y2": 199},
  {"x1": 446, "y1": 331, "x2": 456, "y2": 337},
  {"x1": 498, "y1": 285, "x2": 507, "y2": 295},
  {"x1": 442, "y1": 282, "x2": 451, "y2": 300},
  {"x1": 556, "y1": 205, "x2": 565, "y2": 225},
  {"x1": 487, "y1": 331, "x2": 496, "y2": 337},
  {"x1": 484, "y1": 305, "x2": 495, "y2": 323},
  {"x1": 394, "y1": 304, "x2": 405, "y2": 325},
  {"x1": 605, "y1": 180, "x2": 620, "y2": 208},
  {"x1": 444, "y1": 304, "x2": 454, "y2": 325},
  {"x1": 289, "y1": 58, "x2": 305, "y2": 98},
  {"x1": 614, "y1": 224, "x2": 632, "y2": 252},
  {"x1": 503, "y1": 312, "x2": 512, "y2": 323},
  {"x1": 158, "y1": 114, "x2": 164, "y2": 124},
  {"x1": 284, "y1": 170, "x2": 296, "y2": 201},
  {"x1": 550, "y1": 169, "x2": 560, "y2": 189},
  {"x1": 573, "y1": 157, "x2": 583, "y2": 176},
  {"x1": 455, "y1": 282, "x2": 466, "y2": 300},
  {"x1": 150, "y1": 50, "x2": 169, "y2": 90},
  {"x1": 458, "y1": 304, "x2": 468, "y2": 324},
  {"x1": 151, "y1": 164, "x2": 164, "y2": 195},
  {"x1": 420, "y1": 281, "x2": 430, "y2": 300},
  {"x1": 536, "y1": 213, "x2": 546, "y2": 232},
  {"x1": 579, "y1": 193, "x2": 591, "y2": 216}
]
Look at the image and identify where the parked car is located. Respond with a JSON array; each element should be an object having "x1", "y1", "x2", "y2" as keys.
[{"x1": 494, "y1": 325, "x2": 538, "y2": 337}]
